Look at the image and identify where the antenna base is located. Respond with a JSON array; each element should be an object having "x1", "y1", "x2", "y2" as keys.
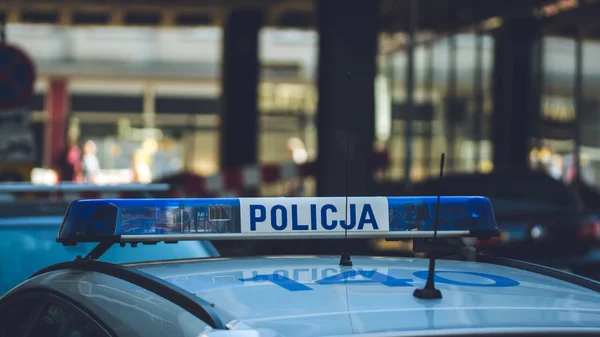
[
  {"x1": 412, "y1": 287, "x2": 442, "y2": 299},
  {"x1": 339, "y1": 251, "x2": 353, "y2": 267}
]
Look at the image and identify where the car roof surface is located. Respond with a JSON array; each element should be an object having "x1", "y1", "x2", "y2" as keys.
[{"x1": 129, "y1": 255, "x2": 600, "y2": 336}]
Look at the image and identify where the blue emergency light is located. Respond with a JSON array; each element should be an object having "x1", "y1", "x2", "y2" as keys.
[{"x1": 57, "y1": 196, "x2": 499, "y2": 246}]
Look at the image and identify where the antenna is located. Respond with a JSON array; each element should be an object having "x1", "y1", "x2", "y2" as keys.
[
  {"x1": 339, "y1": 72, "x2": 352, "y2": 267},
  {"x1": 413, "y1": 153, "x2": 445, "y2": 299}
]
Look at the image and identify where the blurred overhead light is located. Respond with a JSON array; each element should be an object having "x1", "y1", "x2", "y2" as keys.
[
  {"x1": 481, "y1": 17, "x2": 503, "y2": 31},
  {"x1": 530, "y1": 225, "x2": 547, "y2": 240},
  {"x1": 538, "y1": 0, "x2": 579, "y2": 17}
]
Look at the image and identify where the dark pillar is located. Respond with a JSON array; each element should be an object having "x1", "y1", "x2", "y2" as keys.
[
  {"x1": 45, "y1": 78, "x2": 69, "y2": 171},
  {"x1": 473, "y1": 23, "x2": 484, "y2": 172},
  {"x1": 446, "y1": 36, "x2": 457, "y2": 173},
  {"x1": 316, "y1": 0, "x2": 380, "y2": 196},
  {"x1": 424, "y1": 43, "x2": 434, "y2": 176},
  {"x1": 219, "y1": 10, "x2": 263, "y2": 171},
  {"x1": 404, "y1": 0, "x2": 418, "y2": 190},
  {"x1": 492, "y1": 16, "x2": 542, "y2": 170},
  {"x1": 573, "y1": 26, "x2": 583, "y2": 183}
]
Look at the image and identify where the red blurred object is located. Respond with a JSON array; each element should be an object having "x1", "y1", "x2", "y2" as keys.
[
  {"x1": 474, "y1": 236, "x2": 502, "y2": 249},
  {"x1": 60, "y1": 144, "x2": 83, "y2": 182},
  {"x1": 374, "y1": 149, "x2": 390, "y2": 170},
  {"x1": 577, "y1": 219, "x2": 600, "y2": 241}
]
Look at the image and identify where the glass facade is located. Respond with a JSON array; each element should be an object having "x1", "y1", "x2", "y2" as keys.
[
  {"x1": 258, "y1": 29, "x2": 318, "y2": 196},
  {"x1": 532, "y1": 37, "x2": 577, "y2": 184},
  {"x1": 581, "y1": 40, "x2": 600, "y2": 187},
  {"x1": 531, "y1": 36, "x2": 600, "y2": 190},
  {"x1": 384, "y1": 33, "x2": 494, "y2": 183},
  {"x1": 382, "y1": 29, "x2": 600, "y2": 194}
]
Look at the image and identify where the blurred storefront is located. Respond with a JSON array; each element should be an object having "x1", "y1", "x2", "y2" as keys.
[
  {"x1": 28, "y1": 78, "x2": 317, "y2": 189},
  {"x1": 9, "y1": 25, "x2": 318, "y2": 194},
  {"x1": 531, "y1": 36, "x2": 600, "y2": 189},
  {"x1": 9, "y1": 17, "x2": 600, "y2": 194},
  {"x1": 383, "y1": 32, "x2": 495, "y2": 182}
]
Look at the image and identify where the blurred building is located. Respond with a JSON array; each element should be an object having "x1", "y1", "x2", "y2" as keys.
[
  {"x1": 7, "y1": 25, "x2": 318, "y2": 192},
  {"x1": 385, "y1": 34, "x2": 600, "y2": 185},
  {"x1": 3, "y1": 0, "x2": 600, "y2": 195}
]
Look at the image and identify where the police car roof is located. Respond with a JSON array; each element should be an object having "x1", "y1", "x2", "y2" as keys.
[
  {"x1": 125, "y1": 255, "x2": 600, "y2": 336},
  {"x1": 41, "y1": 196, "x2": 600, "y2": 335}
]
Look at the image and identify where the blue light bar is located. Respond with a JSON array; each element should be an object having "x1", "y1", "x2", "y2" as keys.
[{"x1": 57, "y1": 196, "x2": 499, "y2": 245}]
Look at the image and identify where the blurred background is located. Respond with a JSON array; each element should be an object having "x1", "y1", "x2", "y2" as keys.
[{"x1": 1, "y1": 0, "x2": 600, "y2": 292}]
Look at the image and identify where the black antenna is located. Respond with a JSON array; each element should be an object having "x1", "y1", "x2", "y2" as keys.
[
  {"x1": 413, "y1": 153, "x2": 445, "y2": 299},
  {"x1": 339, "y1": 72, "x2": 352, "y2": 267}
]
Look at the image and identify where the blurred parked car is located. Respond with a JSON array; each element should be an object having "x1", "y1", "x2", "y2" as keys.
[
  {"x1": 576, "y1": 181, "x2": 600, "y2": 212},
  {"x1": 408, "y1": 169, "x2": 600, "y2": 262},
  {"x1": 0, "y1": 201, "x2": 219, "y2": 294}
]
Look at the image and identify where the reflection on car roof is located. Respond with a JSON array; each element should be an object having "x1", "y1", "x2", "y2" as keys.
[
  {"x1": 21, "y1": 195, "x2": 600, "y2": 336},
  {"x1": 128, "y1": 255, "x2": 600, "y2": 337}
]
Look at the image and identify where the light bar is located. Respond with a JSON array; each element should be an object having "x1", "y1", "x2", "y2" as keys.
[{"x1": 57, "y1": 196, "x2": 499, "y2": 246}]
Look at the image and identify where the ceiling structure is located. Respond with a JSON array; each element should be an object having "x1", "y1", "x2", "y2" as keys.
[
  {"x1": 0, "y1": 0, "x2": 597, "y2": 39},
  {"x1": 543, "y1": 0, "x2": 600, "y2": 37}
]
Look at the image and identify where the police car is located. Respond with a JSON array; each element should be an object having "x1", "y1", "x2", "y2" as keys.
[{"x1": 1, "y1": 196, "x2": 600, "y2": 337}]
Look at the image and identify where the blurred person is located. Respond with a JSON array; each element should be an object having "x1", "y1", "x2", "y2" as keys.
[
  {"x1": 529, "y1": 147, "x2": 540, "y2": 169},
  {"x1": 538, "y1": 143, "x2": 552, "y2": 164},
  {"x1": 285, "y1": 137, "x2": 307, "y2": 196},
  {"x1": 563, "y1": 154, "x2": 576, "y2": 185},
  {"x1": 549, "y1": 153, "x2": 564, "y2": 181},
  {"x1": 531, "y1": 145, "x2": 550, "y2": 175},
  {"x1": 374, "y1": 141, "x2": 389, "y2": 181},
  {"x1": 142, "y1": 138, "x2": 159, "y2": 156},
  {"x1": 132, "y1": 149, "x2": 152, "y2": 183},
  {"x1": 82, "y1": 140, "x2": 100, "y2": 183},
  {"x1": 59, "y1": 134, "x2": 82, "y2": 182},
  {"x1": 580, "y1": 153, "x2": 596, "y2": 186},
  {"x1": 287, "y1": 137, "x2": 308, "y2": 164}
]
